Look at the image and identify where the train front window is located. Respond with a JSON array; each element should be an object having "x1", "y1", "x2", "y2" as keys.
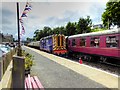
[
  {"x1": 80, "y1": 38, "x2": 86, "y2": 46},
  {"x1": 91, "y1": 37, "x2": 99, "y2": 47},
  {"x1": 106, "y1": 36, "x2": 118, "y2": 48}
]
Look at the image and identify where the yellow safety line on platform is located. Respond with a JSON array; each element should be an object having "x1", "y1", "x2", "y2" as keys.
[{"x1": 24, "y1": 46, "x2": 119, "y2": 88}]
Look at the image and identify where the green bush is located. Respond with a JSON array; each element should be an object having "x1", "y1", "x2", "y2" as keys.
[
  {"x1": 22, "y1": 50, "x2": 34, "y2": 70},
  {"x1": 91, "y1": 28, "x2": 107, "y2": 32}
]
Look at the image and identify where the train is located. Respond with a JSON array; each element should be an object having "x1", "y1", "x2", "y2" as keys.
[
  {"x1": 28, "y1": 41, "x2": 40, "y2": 49},
  {"x1": 28, "y1": 28, "x2": 120, "y2": 64},
  {"x1": 28, "y1": 34, "x2": 67, "y2": 55}
]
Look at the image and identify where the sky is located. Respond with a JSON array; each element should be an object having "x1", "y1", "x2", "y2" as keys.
[{"x1": 0, "y1": 0, "x2": 109, "y2": 40}]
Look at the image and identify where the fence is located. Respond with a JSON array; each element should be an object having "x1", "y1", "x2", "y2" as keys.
[
  {"x1": 0, "y1": 47, "x2": 16, "y2": 80},
  {"x1": 0, "y1": 47, "x2": 25, "y2": 89}
]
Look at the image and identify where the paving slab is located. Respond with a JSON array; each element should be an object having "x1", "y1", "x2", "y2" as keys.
[{"x1": 23, "y1": 46, "x2": 118, "y2": 89}]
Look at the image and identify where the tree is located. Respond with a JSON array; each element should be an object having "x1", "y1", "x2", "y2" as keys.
[
  {"x1": 52, "y1": 27, "x2": 60, "y2": 34},
  {"x1": 36, "y1": 30, "x2": 44, "y2": 40},
  {"x1": 43, "y1": 26, "x2": 52, "y2": 37},
  {"x1": 59, "y1": 26, "x2": 66, "y2": 35},
  {"x1": 76, "y1": 16, "x2": 92, "y2": 34},
  {"x1": 102, "y1": 0, "x2": 120, "y2": 28},
  {"x1": 51, "y1": 26, "x2": 66, "y2": 35},
  {"x1": 32, "y1": 16, "x2": 92, "y2": 40},
  {"x1": 34, "y1": 29, "x2": 40, "y2": 35},
  {"x1": 33, "y1": 26, "x2": 52, "y2": 41},
  {"x1": 26, "y1": 37, "x2": 33, "y2": 42},
  {"x1": 33, "y1": 29, "x2": 40, "y2": 41},
  {"x1": 66, "y1": 22, "x2": 76, "y2": 36}
]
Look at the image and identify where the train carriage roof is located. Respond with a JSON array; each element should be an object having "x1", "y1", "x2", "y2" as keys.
[
  {"x1": 68, "y1": 28, "x2": 120, "y2": 39},
  {"x1": 28, "y1": 41, "x2": 40, "y2": 45},
  {"x1": 40, "y1": 34, "x2": 65, "y2": 40}
]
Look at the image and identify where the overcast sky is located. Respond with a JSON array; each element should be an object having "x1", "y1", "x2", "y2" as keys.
[{"x1": 0, "y1": 0, "x2": 108, "y2": 40}]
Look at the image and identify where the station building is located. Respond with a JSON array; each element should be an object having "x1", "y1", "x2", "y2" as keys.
[{"x1": 0, "y1": 33, "x2": 13, "y2": 44}]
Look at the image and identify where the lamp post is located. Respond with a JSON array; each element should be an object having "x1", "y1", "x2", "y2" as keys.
[{"x1": 17, "y1": 2, "x2": 22, "y2": 56}]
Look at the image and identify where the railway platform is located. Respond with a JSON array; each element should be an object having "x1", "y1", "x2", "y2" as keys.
[{"x1": 23, "y1": 46, "x2": 119, "y2": 89}]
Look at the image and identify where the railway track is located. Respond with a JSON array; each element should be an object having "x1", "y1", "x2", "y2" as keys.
[
  {"x1": 99, "y1": 61, "x2": 120, "y2": 68},
  {"x1": 84, "y1": 61, "x2": 119, "y2": 75},
  {"x1": 65, "y1": 56, "x2": 120, "y2": 75}
]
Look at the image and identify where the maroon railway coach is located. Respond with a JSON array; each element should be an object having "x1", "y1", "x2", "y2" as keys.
[{"x1": 68, "y1": 28, "x2": 120, "y2": 62}]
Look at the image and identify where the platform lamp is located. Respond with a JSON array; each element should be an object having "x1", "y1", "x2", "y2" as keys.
[{"x1": 17, "y1": 2, "x2": 22, "y2": 56}]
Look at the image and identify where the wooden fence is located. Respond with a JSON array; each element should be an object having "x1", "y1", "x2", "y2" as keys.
[
  {"x1": 0, "y1": 47, "x2": 25, "y2": 89},
  {"x1": 0, "y1": 48, "x2": 16, "y2": 80}
]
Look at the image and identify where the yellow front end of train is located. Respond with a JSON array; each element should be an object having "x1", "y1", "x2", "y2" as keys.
[{"x1": 52, "y1": 34, "x2": 67, "y2": 55}]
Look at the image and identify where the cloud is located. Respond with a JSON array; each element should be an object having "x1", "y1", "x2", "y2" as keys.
[
  {"x1": 44, "y1": 10, "x2": 80, "y2": 27},
  {"x1": 2, "y1": 2, "x2": 17, "y2": 22},
  {"x1": 2, "y1": 23, "x2": 17, "y2": 35},
  {"x1": 2, "y1": 8, "x2": 14, "y2": 17},
  {"x1": 29, "y1": 15, "x2": 39, "y2": 19},
  {"x1": 1, "y1": 3, "x2": 17, "y2": 38},
  {"x1": 2, "y1": 17, "x2": 13, "y2": 24},
  {"x1": 1, "y1": 0, "x2": 109, "y2": 2},
  {"x1": 0, "y1": 14, "x2": 2, "y2": 33},
  {"x1": 22, "y1": 2, "x2": 106, "y2": 37},
  {"x1": 44, "y1": 2, "x2": 107, "y2": 27},
  {"x1": 88, "y1": 2, "x2": 106, "y2": 24},
  {"x1": 0, "y1": 2, "x2": 108, "y2": 40},
  {"x1": 45, "y1": 16, "x2": 69, "y2": 27}
]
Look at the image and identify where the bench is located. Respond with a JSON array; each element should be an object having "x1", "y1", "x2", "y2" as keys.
[{"x1": 25, "y1": 74, "x2": 44, "y2": 90}]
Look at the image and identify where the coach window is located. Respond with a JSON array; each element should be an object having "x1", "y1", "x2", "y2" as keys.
[
  {"x1": 91, "y1": 37, "x2": 99, "y2": 47},
  {"x1": 41, "y1": 40, "x2": 44, "y2": 47},
  {"x1": 106, "y1": 36, "x2": 118, "y2": 48},
  {"x1": 68, "y1": 40, "x2": 70, "y2": 45},
  {"x1": 72, "y1": 39, "x2": 76, "y2": 46},
  {"x1": 80, "y1": 38, "x2": 86, "y2": 46}
]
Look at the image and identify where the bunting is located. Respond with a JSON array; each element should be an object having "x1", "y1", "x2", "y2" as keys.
[
  {"x1": 21, "y1": 2, "x2": 32, "y2": 18},
  {"x1": 19, "y1": 2, "x2": 32, "y2": 38}
]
